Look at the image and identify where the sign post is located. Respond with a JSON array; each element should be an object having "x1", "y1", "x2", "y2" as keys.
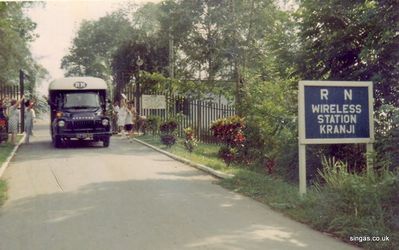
[{"x1": 298, "y1": 81, "x2": 374, "y2": 195}]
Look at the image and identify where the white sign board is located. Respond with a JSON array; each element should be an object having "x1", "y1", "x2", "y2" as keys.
[
  {"x1": 297, "y1": 81, "x2": 374, "y2": 195},
  {"x1": 298, "y1": 81, "x2": 374, "y2": 144},
  {"x1": 142, "y1": 95, "x2": 166, "y2": 109}
]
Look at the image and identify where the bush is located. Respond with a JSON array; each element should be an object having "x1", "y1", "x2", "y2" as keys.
[
  {"x1": 159, "y1": 119, "x2": 178, "y2": 147},
  {"x1": 183, "y1": 127, "x2": 197, "y2": 153},
  {"x1": 218, "y1": 146, "x2": 238, "y2": 166},
  {"x1": 210, "y1": 116, "x2": 246, "y2": 165},
  {"x1": 239, "y1": 78, "x2": 298, "y2": 178},
  {"x1": 303, "y1": 158, "x2": 399, "y2": 249},
  {"x1": 159, "y1": 119, "x2": 178, "y2": 134},
  {"x1": 210, "y1": 116, "x2": 245, "y2": 147},
  {"x1": 160, "y1": 134, "x2": 176, "y2": 147},
  {"x1": 147, "y1": 116, "x2": 161, "y2": 135}
]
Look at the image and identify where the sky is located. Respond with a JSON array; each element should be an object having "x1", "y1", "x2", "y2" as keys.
[{"x1": 26, "y1": 0, "x2": 158, "y2": 94}]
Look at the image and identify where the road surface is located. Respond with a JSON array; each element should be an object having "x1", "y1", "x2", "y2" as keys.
[{"x1": 0, "y1": 120, "x2": 358, "y2": 250}]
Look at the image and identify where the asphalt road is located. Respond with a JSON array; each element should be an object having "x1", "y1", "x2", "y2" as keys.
[{"x1": 0, "y1": 120, "x2": 358, "y2": 250}]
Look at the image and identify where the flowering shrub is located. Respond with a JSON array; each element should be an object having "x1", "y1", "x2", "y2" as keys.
[
  {"x1": 210, "y1": 116, "x2": 245, "y2": 147},
  {"x1": 160, "y1": 134, "x2": 176, "y2": 147},
  {"x1": 183, "y1": 127, "x2": 197, "y2": 153},
  {"x1": 159, "y1": 119, "x2": 178, "y2": 147},
  {"x1": 159, "y1": 119, "x2": 178, "y2": 134},
  {"x1": 210, "y1": 116, "x2": 246, "y2": 165},
  {"x1": 218, "y1": 146, "x2": 237, "y2": 166}
]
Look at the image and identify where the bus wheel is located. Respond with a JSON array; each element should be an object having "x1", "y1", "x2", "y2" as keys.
[{"x1": 103, "y1": 137, "x2": 110, "y2": 147}]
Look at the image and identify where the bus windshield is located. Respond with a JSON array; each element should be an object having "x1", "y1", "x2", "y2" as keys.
[{"x1": 63, "y1": 92, "x2": 100, "y2": 108}]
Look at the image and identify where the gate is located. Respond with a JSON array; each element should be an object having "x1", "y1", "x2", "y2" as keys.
[{"x1": 121, "y1": 85, "x2": 235, "y2": 143}]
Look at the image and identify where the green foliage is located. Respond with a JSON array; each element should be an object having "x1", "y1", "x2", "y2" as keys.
[
  {"x1": 296, "y1": 0, "x2": 399, "y2": 108},
  {"x1": 146, "y1": 116, "x2": 161, "y2": 135},
  {"x1": 138, "y1": 134, "x2": 229, "y2": 172},
  {"x1": 303, "y1": 158, "x2": 399, "y2": 249},
  {"x1": 210, "y1": 116, "x2": 246, "y2": 166},
  {"x1": 240, "y1": 75, "x2": 298, "y2": 178},
  {"x1": 160, "y1": 134, "x2": 176, "y2": 147},
  {"x1": 220, "y1": 169, "x2": 301, "y2": 210},
  {"x1": 218, "y1": 146, "x2": 238, "y2": 167},
  {"x1": 111, "y1": 38, "x2": 169, "y2": 97},
  {"x1": 159, "y1": 0, "x2": 287, "y2": 100},
  {"x1": 159, "y1": 119, "x2": 178, "y2": 134},
  {"x1": 0, "y1": 2, "x2": 47, "y2": 86},
  {"x1": 375, "y1": 104, "x2": 399, "y2": 171},
  {"x1": 183, "y1": 127, "x2": 197, "y2": 153},
  {"x1": 159, "y1": 119, "x2": 178, "y2": 147},
  {"x1": 61, "y1": 12, "x2": 134, "y2": 79}
]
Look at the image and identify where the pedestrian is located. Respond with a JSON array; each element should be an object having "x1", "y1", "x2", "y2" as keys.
[
  {"x1": 0, "y1": 97, "x2": 9, "y2": 144},
  {"x1": 125, "y1": 102, "x2": 137, "y2": 141},
  {"x1": 117, "y1": 98, "x2": 127, "y2": 136},
  {"x1": 30, "y1": 100, "x2": 36, "y2": 136},
  {"x1": 7, "y1": 95, "x2": 24, "y2": 145},
  {"x1": 112, "y1": 100, "x2": 119, "y2": 134},
  {"x1": 24, "y1": 99, "x2": 35, "y2": 144}
]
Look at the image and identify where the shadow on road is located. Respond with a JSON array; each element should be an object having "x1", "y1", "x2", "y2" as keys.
[{"x1": 0, "y1": 177, "x2": 324, "y2": 250}]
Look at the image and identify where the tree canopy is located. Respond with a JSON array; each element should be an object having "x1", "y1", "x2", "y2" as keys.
[
  {"x1": 61, "y1": 11, "x2": 134, "y2": 80},
  {"x1": 0, "y1": 2, "x2": 47, "y2": 89},
  {"x1": 296, "y1": 0, "x2": 399, "y2": 107}
]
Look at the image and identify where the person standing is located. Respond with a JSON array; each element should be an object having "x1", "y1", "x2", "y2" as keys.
[
  {"x1": 24, "y1": 99, "x2": 35, "y2": 144},
  {"x1": 8, "y1": 95, "x2": 24, "y2": 145},
  {"x1": 112, "y1": 100, "x2": 119, "y2": 134},
  {"x1": 117, "y1": 98, "x2": 127, "y2": 136},
  {"x1": 30, "y1": 102, "x2": 36, "y2": 136},
  {"x1": 125, "y1": 102, "x2": 137, "y2": 141}
]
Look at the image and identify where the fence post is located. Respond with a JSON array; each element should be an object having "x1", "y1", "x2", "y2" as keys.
[
  {"x1": 196, "y1": 100, "x2": 200, "y2": 141},
  {"x1": 19, "y1": 70, "x2": 25, "y2": 134}
]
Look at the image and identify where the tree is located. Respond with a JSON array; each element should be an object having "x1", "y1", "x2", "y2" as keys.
[
  {"x1": 159, "y1": 0, "x2": 287, "y2": 111},
  {"x1": 0, "y1": 2, "x2": 45, "y2": 86},
  {"x1": 111, "y1": 36, "x2": 169, "y2": 97},
  {"x1": 296, "y1": 0, "x2": 399, "y2": 108},
  {"x1": 61, "y1": 12, "x2": 134, "y2": 80}
]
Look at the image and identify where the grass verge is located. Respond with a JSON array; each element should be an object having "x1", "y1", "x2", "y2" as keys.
[
  {"x1": 0, "y1": 142, "x2": 14, "y2": 206},
  {"x1": 137, "y1": 134, "x2": 239, "y2": 175},
  {"x1": 0, "y1": 141, "x2": 15, "y2": 165},
  {"x1": 137, "y1": 134, "x2": 398, "y2": 249},
  {"x1": 0, "y1": 136, "x2": 22, "y2": 206}
]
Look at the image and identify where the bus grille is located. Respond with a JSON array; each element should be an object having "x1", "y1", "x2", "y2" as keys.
[{"x1": 73, "y1": 120, "x2": 95, "y2": 129}]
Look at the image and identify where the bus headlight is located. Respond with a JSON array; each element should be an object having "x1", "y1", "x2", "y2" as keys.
[
  {"x1": 101, "y1": 119, "x2": 109, "y2": 126},
  {"x1": 58, "y1": 120, "x2": 65, "y2": 127}
]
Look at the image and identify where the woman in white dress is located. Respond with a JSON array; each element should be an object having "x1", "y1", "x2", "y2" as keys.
[
  {"x1": 117, "y1": 98, "x2": 127, "y2": 136},
  {"x1": 24, "y1": 99, "x2": 35, "y2": 144}
]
